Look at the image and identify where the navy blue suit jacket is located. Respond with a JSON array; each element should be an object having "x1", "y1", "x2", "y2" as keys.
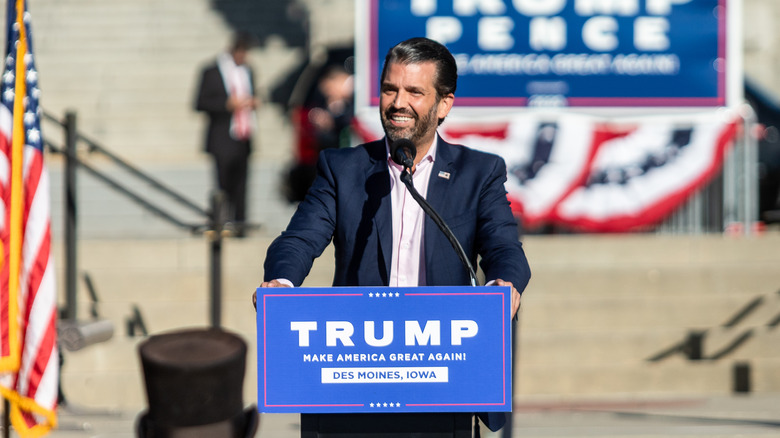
[
  {"x1": 265, "y1": 137, "x2": 530, "y2": 293},
  {"x1": 264, "y1": 137, "x2": 530, "y2": 431}
]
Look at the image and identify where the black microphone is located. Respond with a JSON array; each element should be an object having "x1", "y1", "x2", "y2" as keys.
[{"x1": 390, "y1": 139, "x2": 416, "y2": 169}]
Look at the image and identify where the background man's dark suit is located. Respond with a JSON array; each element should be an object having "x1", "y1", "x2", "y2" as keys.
[{"x1": 195, "y1": 62, "x2": 254, "y2": 225}]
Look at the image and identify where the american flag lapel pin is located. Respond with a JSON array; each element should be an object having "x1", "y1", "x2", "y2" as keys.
[{"x1": 438, "y1": 171, "x2": 451, "y2": 180}]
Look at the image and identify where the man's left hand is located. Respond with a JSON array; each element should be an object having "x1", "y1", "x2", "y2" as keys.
[{"x1": 494, "y1": 279, "x2": 521, "y2": 319}]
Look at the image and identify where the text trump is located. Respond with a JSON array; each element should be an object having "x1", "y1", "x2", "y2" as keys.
[{"x1": 290, "y1": 320, "x2": 479, "y2": 347}]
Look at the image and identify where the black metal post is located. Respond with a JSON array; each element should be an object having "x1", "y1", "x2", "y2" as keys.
[
  {"x1": 64, "y1": 111, "x2": 78, "y2": 321},
  {"x1": 209, "y1": 235, "x2": 222, "y2": 328},
  {"x1": 209, "y1": 191, "x2": 225, "y2": 328},
  {"x1": 733, "y1": 362, "x2": 751, "y2": 393},
  {"x1": 684, "y1": 331, "x2": 705, "y2": 360}
]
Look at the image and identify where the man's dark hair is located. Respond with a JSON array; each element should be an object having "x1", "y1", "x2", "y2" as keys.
[
  {"x1": 380, "y1": 37, "x2": 457, "y2": 99},
  {"x1": 231, "y1": 31, "x2": 257, "y2": 52}
]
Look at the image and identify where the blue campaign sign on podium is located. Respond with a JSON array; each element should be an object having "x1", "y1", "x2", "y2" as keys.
[{"x1": 256, "y1": 286, "x2": 512, "y2": 414}]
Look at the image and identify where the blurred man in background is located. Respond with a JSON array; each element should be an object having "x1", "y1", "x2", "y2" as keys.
[{"x1": 195, "y1": 31, "x2": 260, "y2": 237}]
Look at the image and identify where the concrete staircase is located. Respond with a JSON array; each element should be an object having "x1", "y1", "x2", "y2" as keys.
[
  {"x1": 55, "y1": 233, "x2": 780, "y2": 412},
  {"x1": 23, "y1": 0, "x2": 354, "y2": 166},
  {"x1": 517, "y1": 234, "x2": 780, "y2": 400},
  {"x1": 27, "y1": 0, "x2": 301, "y2": 164},
  {"x1": 21, "y1": 0, "x2": 355, "y2": 241}
]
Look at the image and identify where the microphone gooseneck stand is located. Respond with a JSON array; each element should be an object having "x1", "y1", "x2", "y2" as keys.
[
  {"x1": 399, "y1": 166, "x2": 484, "y2": 437},
  {"x1": 399, "y1": 168, "x2": 479, "y2": 287},
  {"x1": 385, "y1": 139, "x2": 483, "y2": 438}
]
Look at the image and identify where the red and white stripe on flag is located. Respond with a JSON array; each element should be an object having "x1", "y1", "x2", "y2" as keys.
[
  {"x1": 0, "y1": 0, "x2": 58, "y2": 436},
  {"x1": 551, "y1": 115, "x2": 739, "y2": 231},
  {"x1": 353, "y1": 108, "x2": 738, "y2": 233}
]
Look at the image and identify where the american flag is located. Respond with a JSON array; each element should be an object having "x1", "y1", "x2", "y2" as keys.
[{"x1": 0, "y1": 0, "x2": 58, "y2": 436}]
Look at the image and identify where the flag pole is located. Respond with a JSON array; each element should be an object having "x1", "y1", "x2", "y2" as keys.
[
  {"x1": 3, "y1": 398, "x2": 9, "y2": 438},
  {"x1": 2, "y1": 0, "x2": 9, "y2": 436},
  {"x1": 2, "y1": 0, "x2": 11, "y2": 434},
  {"x1": 0, "y1": 0, "x2": 59, "y2": 435}
]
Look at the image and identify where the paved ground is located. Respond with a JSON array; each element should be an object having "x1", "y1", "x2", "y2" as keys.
[{"x1": 45, "y1": 394, "x2": 780, "y2": 437}]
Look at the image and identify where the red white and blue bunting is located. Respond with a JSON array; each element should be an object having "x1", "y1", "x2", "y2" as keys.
[{"x1": 354, "y1": 110, "x2": 739, "y2": 232}]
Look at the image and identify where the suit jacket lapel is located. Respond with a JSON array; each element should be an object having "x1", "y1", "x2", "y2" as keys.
[
  {"x1": 424, "y1": 137, "x2": 455, "y2": 277},
  {"x1": 366, "y1": 140, "x2": 393, "y2": 282}
]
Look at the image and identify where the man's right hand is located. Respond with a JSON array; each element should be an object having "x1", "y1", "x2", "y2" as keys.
[
  {"x1": 253, "y1": 279, "x2": 292, "y2": 308},
  {"x1": 260, "y1": 279, "x2": 291, "y2": 288}
]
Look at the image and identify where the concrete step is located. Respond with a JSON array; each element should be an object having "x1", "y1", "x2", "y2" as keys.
[
  {"x1": 516, "y1": 358, "x2": 780, "y2": 398},
  {"x1": 523, "y1": 234, "x2": 780, "y2": 266},
  {"x1": 519, "y1": 292, "x2": 773, "y2": 331},
  {"x1": 61, "y1": 337, "x2": 260, "y2": 412},
  {"x1": 529, "y1": 265, "x2": 780, "y2": 297},
  {"x1": 520, "y1": 328, "x2": 700, "y2": 366},
  {"x1": 519, "y1": 326, "x2": 780, "y2": 366}
]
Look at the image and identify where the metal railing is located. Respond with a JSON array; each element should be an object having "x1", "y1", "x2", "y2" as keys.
[
  {"x1": 42, "y1": 111, "x2": 211, "y2": 233},
  {"x1": 657, "y1": 104, "x2": 761, "y2": 234},
  {"x1": 43, "y1": 109, "x2": 236, "y2": 328}
]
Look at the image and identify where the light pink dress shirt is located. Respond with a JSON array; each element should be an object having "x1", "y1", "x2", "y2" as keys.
[
  {"x1": 387, "y1": 138, "x2": 438, "y2": 287},
  {"x1": 276, "y1": 138, "x2": 439, "y2": 288}
]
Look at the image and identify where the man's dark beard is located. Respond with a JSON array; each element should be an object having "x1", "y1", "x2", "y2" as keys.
[{"x1": 381, "y1": 99, "x2": 439, "y2": 146}]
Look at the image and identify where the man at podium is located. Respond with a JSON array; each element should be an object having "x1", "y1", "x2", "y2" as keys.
[{"x1": 259, "y1": 37, "x2": 531, "y2": 436}]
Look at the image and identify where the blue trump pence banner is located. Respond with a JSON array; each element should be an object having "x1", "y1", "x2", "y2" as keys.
[
  {"x1": 256, "y1": 286, "x2": 512, "y2": 414},
  {"x1": 365, "y1": 0, "x2": 727, "y2": 107}
]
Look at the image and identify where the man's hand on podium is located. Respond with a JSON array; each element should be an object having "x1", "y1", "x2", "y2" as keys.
[
  {"x1": 260, "y1": 279, "x2": 292, "y2": 288},
  {"x1": 253, "y1": 279, "x2": 292, "y2": 309},
  {"x1": 494, "y1": 279, "x2": 521, "y2": 319}
]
